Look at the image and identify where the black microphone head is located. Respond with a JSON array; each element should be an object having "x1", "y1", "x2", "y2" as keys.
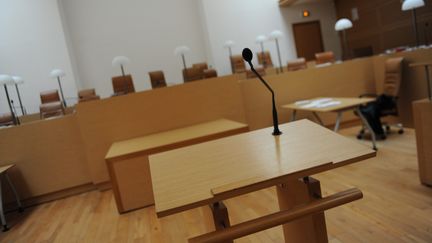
[{"x1": 242, "y1": 48, "x2": 253, "y2": 63}]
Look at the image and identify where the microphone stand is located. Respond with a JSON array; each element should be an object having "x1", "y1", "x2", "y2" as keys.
[{"x1": 247, "y1": 62, "x2": 282, "y2": 136}]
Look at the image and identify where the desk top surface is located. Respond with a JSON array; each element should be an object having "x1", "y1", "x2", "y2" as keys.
[
  {"x1": 105, "y1": 119, "x2": 248, "y2": 160},
  {"x1": 150, "y1": 119, "x2": 375, "y2": 217},
  {"x1": 0, "y1": 164, "x2": 15, "y2": 174},
  {"x1": 409, "y1": 62, "x2": 432, "y2": 67},
  {"x1": 282, "y1": 97, "x2": 375, "y2": 112}
]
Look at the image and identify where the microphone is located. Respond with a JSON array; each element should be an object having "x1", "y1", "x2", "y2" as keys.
[{"x1": 242, "y1": 48, "x2": 282, "y2": 136}]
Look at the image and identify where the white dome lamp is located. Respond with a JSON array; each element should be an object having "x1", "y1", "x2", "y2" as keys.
[
  {"x1": 335, "y1": 18, "x2": 353, "y2": 60},
  {"x1": 224, "y1": 40, "x2": 236, "y2": 73},
  {"x1": 270, "y1": 30, "x2": 284, "y2": 73},
  {"x1": 402, "y1": 0, "x2": 426, "y2": 46},
  {"x1": 112, "y1": 56, "x2": 130, "y2": 77},
  {"x1": 174, "y1": 46, "x2": 190, "y2": 70},
  {"x1": 12, "y1": 76, "x2": 26, "y2": 115},
  {"x1": 0, "y1": 74, "x2": 18, "y2": 124},
  {"x1": 256, "y1": 35, "x2": 269, "y2": 67},
  {"x1": 50, "y1": 69, "x2": 67, "y2": 107}
]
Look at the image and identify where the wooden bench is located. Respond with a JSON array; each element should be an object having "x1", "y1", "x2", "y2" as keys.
[{"x1": 105, "y1": 119, "x2": 249, "y2": 213}]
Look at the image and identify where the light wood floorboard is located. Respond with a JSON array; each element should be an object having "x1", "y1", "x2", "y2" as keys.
[{"x1": 0, "y1": 127, "x2": 431, "y2": 242}]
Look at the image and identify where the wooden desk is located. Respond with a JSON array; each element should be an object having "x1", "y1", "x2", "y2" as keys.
[
  {"x1": 150, "y1": 120, "x2": 375, "y2": 242},
  {"x1": 105, "y1": 119, "x2": 249, "y2": 213},
  {"x1": 282, "y1": 97, "x2": 377, "y2": 150},
  {"x1": 409, "y1": 62, "x2": 432, "y2": 101},
  {"x1": 413, "y1": 99, "x2": 432, "y2": 187},
  {"x1": 0, "y1": 164, "x2": 22, "y2": 232}
]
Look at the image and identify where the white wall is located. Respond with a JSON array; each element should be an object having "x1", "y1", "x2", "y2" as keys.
[
  {"x1": 60, "y1": 0, "x2": 209, "y2": 98},
  {"x1": 201, "y1": 0, "x2": 342, "y2": 76},
  {"x1": 0, "y1": 0, "x2": 79, "y2": 114}
]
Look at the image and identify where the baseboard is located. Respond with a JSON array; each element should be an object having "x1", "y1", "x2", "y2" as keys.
[{"x1": 5, "y1": 182, "x2": 97, "y2": 212}]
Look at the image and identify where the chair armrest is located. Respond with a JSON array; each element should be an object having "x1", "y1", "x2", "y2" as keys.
[{"x1": 359, "y1": 93, "x2": 378, "y2": 98}]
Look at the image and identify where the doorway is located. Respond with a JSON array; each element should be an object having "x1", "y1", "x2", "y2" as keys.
[{"x1": 292, "y1": 21, "x2": 324, "y2": 61}]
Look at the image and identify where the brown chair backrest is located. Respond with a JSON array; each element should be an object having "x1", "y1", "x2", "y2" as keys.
[
  {"x1": 78, "y1": 89, "x2": 96, "y2": 99},
  {"x1": 246, "y1": 67, "x2": 266, "y2": 79},
  {"x1": 0, "y1": 113, "x2": 14, "y2": 126},
  {"x1": 192, "y1": 63, "x2": 208, "y2": 74},
  {"x1": 183, "y1": 67, "x2": 203, "y2": 82},
  {"x1": 78, "y1": 89, "x2": 100, "y2": 103},
  {"x1": 40, "y1": 90, "x2": 61, "y2": 104},
  {"x1": 287, "y1": 58, "x2": 307, "y2": 71},
  {"x1": 203, "y1": 69, "x2": 218, "y2": 79},
  {"x1": 383, "y1": 57, "x2": 404, "y2": 97},
  {"x1": 112, "y1": 75, "x2": 135, "y2": 94},
  {"x1": 315, "y1": 51, "x2": 335, "y2": 65},
  {"x1": 149, "y1": 71, "x2": 167, "y2": 89},
  {"x1": 230, "y1": 55, "x2": 247, "y2": 73},
  {"x1": 256, "y1": 51, "x2": 273, "y2": 68}
]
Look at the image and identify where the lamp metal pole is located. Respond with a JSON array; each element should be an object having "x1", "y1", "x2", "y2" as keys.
[
  {"x1": 57, "y1": 77, "x2": 67, "y2": 107},
  {"x1": 15, "y1": 84, "x2": 25, "y2": 115}
]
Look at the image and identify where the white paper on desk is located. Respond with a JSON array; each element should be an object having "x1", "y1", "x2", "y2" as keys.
[
  {"x1": 300, "y1": 98, "x2": 332, "y2": 108},
  {"x1": 316, "y1": 101, "x2": 341, "y2": 108},
  {"x1": 299, "y1": 98, "x2": 341, "y2": 108}
]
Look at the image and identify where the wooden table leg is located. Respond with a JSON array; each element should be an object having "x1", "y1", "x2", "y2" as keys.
[
  {"x1": 209, "y1": 202, "x2": 233, "y2": 243},
  {"x1": 277, "y1": 177, "x2": 328, "y2": 243}
]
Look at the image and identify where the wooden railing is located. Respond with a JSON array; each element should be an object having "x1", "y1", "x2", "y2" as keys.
[{"x1": 189, "y1": 188, "x2": 363, "y2": 243}]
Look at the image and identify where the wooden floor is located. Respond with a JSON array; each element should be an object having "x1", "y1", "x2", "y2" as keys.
[{"x1": 1, "y1": 127, "x2": 431, "y2": 243}]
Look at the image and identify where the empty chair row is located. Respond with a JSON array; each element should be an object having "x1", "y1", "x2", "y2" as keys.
[{"x1": 231, "y1": 51, "x2": 336, "y2": 73}]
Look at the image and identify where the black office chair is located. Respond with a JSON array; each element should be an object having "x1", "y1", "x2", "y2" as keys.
[{"x1": 357, "y1": 57, "x2": 404, "y2": 140}]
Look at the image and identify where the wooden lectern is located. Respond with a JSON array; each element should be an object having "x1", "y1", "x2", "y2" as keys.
[{"x1": 149, "y1": 120, "x2": 376, "y2": 242}]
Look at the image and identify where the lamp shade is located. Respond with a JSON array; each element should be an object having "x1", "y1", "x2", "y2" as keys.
[
  {"x1": 174, "y1": 46, "x2": 190, "y2": 56},
  {"x1": 112, "y1": 56, "x2": 130, "y2": 67},
  {"x1": 0, "y1": 74, "x2": 14, "y2": 85},
  {"x1": 402, "y1": 0, "x2": 425, "y2": 11},
  {"x1": 335, "y1": 18, "x2": 353, "y2": 31},
  {"x1": 224, "y1": 40, "x2": 235, "y2": 48},
  {"x1": 269, "y1": 30, "x2": 283, "y2": 40},
  {"x1": 12, "y1": 76, "x2": 24, "y2": 85},
  {"x1": 256, "y1": 35, "x2": 268, "y2": 43},
  {"x1": 50, "y1": 69, "x2": 66, "y2": 78}
]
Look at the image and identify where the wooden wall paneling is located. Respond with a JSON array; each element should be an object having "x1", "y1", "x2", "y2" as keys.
[
  {"x1": 335, "y1": 0, "x2": 432, "y2": 53},
  {"x1": 75, "y1": 75, "x2": 247, "y2": 185},
  {"x1": 0, "y1": 115, "x2": 91, "y2": 204},
  {"x1": 239, "y1": 57, "x2": 376, "y2": 130},
  {"x1": 372, "y1": 48, "x2": 432, "y2": 127}
]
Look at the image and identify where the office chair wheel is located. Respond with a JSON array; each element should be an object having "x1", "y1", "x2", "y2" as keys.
[
  {"x1": 385, "y1": 125, "x2": 391, "y2": 132},
  {"x1": 357, "y1": 134, "x2": 364, "y2": 140},
  {"x1": 398, "y1": 129, "x2": 404, "y2": 134},
  {"x1": 2, "y1": 225, "x2": 9, "y2": 232}
]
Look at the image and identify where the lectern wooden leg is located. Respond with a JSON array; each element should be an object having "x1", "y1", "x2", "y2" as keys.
[
  {"x1": 209, "y1": 202, "x2": 233, "y2": 243},
  {"x1": 277, "y1": 177, "x2": 328, "y2": 243}
]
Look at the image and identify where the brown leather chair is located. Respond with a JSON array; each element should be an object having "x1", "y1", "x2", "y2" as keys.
[
  {"x1": 230, "y1": 55, "x2": 247, "y2": 73},
  {"x1": 40, "y1": 90, "x2": 61, "y2": 104},
  {"x1": 287, "y1": 58, "x2": 307, "y2": 71},
  {"x1": 149, "y1": 71, "x2": 167, "y2": 89},
  {"x1": 183, "y1": 67, "x2": 203, "y2": 82},
  {"x1": 246, "y1": 67, "x2": 266, "y2": 79},
  {"x1": 112, "y1": 75, "x2": 135, "y2": 95},
  {"x1": 0, "y1": 113, "x2": 14, "y2": 127},
  {"x1": 78, "y1": 89, "x2": 100, "y2": 103},
  {"x1": 39, "y1": 90, "x2": 65, "y2": 119},
  {"x1": 203, "y1": 69, "x2": 218, "y2": 79},
  {"x1": 315, "y1": 51, "x2": 335, "y2": 65},
  {"x1": 192, "y1": 63, "x2": 208, "y2": 74},
  {"x1": 357, "y1": 57, "x2": 405, "y2": 139},
  {"x1": 256, "y1": 51, "x2": 273, "y2": 69}
]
